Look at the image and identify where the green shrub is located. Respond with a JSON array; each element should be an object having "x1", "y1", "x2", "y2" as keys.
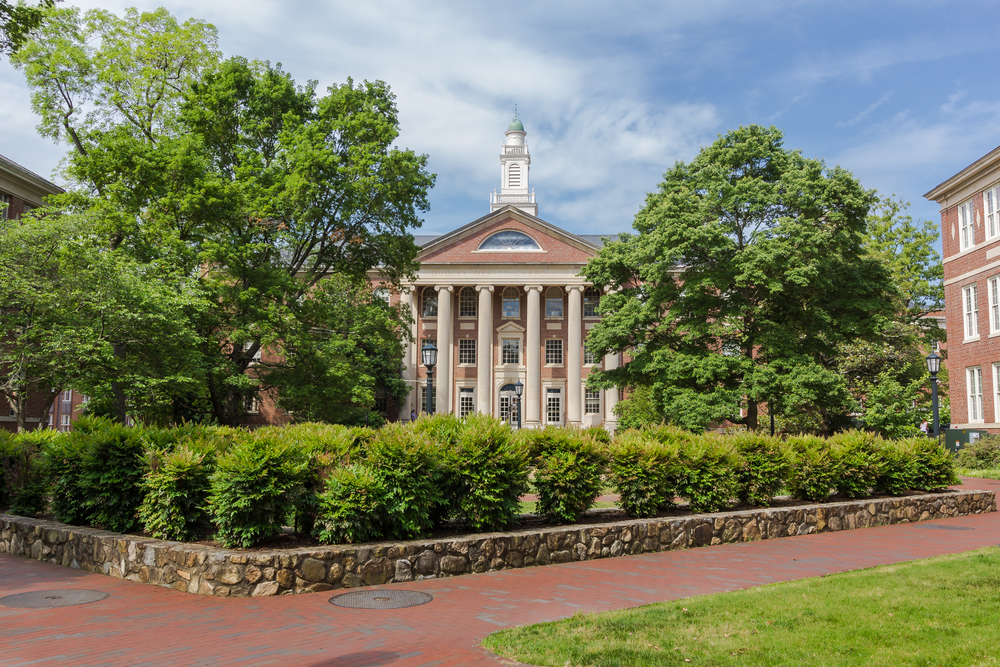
[
  {"x1": 0, "y1": 431, "x2": 7, "y2": 509},
  {"x1": 139, "y1": 445, "x2": 213, "y2": 541},
  {"x1": 608, "y1": 430, "x2": 683, "y2": 518},
  {"x1": 582, "y1": 425, "x2": 612, "y2": 446},
  {"x1": 315, "y1": 464, "x2": 387, "y2": 544},
  {"x1": 411, "y1": 412, "x2": 464, "y2": 447},
  {"x1": 955, "y1": 435, "x2": 1000, "y2": 470},
  {"x1": 445, "y1": 413, "x2": 529, "y2": 532},
  {"x1": 829, "y1": 430, "x2": 883, "y2": 499},
  {"x1": 207, "y1": 432, "x2": 306, "y2": 548},
  {"x1": 786, "y1": 435, "x2": 839, "y2": 502},
  {"x1": 871, "y1": 441, "x2": 915, "y2": 495},
  {"x1": 679, "y1": 434, "x2": 738, "y2": 513},
  {"x1": 529, "y1": 427, "x2": 607, "y2": 524},
  {"x1": 732, "y1": 432, "x2": 789, "y2": 507},
  {"x1": 0, "y1": 429, "x2": 56, "y2": 516},
  {"x1": 901, "y1": 437, "x2": 960, "y2": 492},
  {"x1": 365, "y1": 422, "x2": 444, "y2": 539},
  {"x1": 44, "y1": 433, "x2": 89, "y2": 524},
  {"x1": 72, "y1": 417, "x2": 147, "y2": 533}
]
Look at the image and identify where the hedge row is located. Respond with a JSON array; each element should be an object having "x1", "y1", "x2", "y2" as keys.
[{"x1": 0, "y1": 417, "x2": 958, "y2": 548}]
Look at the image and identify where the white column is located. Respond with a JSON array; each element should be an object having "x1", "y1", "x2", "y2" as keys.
[
  {"x1": 566, "y1": 285, "x2": 584, "y2": 426},
  {"x1": 399, "y1": 287, "x2": 416, "y2": 421},
  {"x1": 603, "y1": 351, "x2": 619, "y2": 433},
  {"x1": 435, "y1": 285, "x2": 453, "y2": 415},
  {"x1": 525, "y1": 285, "x2": 543, "y2": 427},
  {"x1": 476, "y1": 285, "x2": 494, "y2": 414}
]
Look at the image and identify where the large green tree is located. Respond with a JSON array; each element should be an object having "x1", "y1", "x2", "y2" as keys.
[
  {"x1": 0, "y1": 0, "x2": 54, "y2": 56},
  {"x1": 583, "y1": 125, "x2": 895, "y2": 433},
  {"x1": 12, "y1": 7, "x2": 432, "y2": 426}
]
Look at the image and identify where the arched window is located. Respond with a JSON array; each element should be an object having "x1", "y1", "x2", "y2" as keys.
[
  {"x1": 502, "y1": 286, "x2": 520, "y2": 318},
  {"x1": 508, "y1": 163, "x2": 521, "y2": 188},
  {"x1": 459, "y1": 287, "x2": 476, "y2": 317},
  {"x1": 422, "y1": 287, "x2": 438, "y2": 317},
  {"x1": 545, "y1": 286, "x2": 563, "y2": 318},
  {"x1": 478, "y1": 230, "x2": 541, "y2": 251},
  {"x1": 583, "y1": 287, "x2": 601, "y2": 317}
]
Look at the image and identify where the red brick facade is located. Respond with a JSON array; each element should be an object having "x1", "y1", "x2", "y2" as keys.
[{"x1": 926, "y1": 146, "x2": 1000, "y2": 430}]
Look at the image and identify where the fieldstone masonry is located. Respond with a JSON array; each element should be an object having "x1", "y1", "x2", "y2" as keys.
[{"x1": 1, "y1": 490, "x2": 994, "y2": 597}]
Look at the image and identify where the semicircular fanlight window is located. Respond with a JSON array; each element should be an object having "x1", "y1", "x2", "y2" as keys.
[{"x1": 478, "y1": 231, "x2": 541, "y2": 251}]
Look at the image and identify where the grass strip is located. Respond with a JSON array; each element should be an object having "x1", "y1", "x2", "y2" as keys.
[
  {"x1": 483, "y1": 546, "x2": 1000, "y2": 666},
  {"x1": 958, "y1": 467, "x2": 1000, "y2": 480}
]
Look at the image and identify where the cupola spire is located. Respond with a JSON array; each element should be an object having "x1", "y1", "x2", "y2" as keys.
[{"x1": 490, "y1": 113, "x2": 536, "y2": 216}]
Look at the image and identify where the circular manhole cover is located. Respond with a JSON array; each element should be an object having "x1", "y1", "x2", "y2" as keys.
[
  {"x1": 0, "y1": 589, "x2": 109, "y2": 609},
  {"x1": 329, "y1": 590, "x2": 433, "y2": 610}
]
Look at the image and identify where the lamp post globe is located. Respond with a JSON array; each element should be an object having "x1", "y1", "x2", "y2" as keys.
[
  {"x1": 422, "y1": 343, "x2": 437, "y2": 415},
  {"x1": 926, "y1": 351, "x2": 941, "y2": 439}
]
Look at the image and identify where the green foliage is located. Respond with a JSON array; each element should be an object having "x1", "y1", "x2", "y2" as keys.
[
  {"x1": 1, "y1": 1, "x2": 54, "y2": 56},
  {"x1": 608, "y1": 430, "x2": 683, "y2": 518},
  {"x1": 528, "y1": 427, "x2": 607, "y2": 524},
  {"x1": 139, "y1": 445, "x2": 213, "y2": 540},
  {"x1": 679, "y1": 435, "x2": 738, "y2": 513},
  {"x1": 829, "y1": 430, "x2": 882, "y2": 498},
  {"x1": 732, "y1": 432, "x2": 789, "y2": 507},
  {"x1": 955, "y1": 434, "x2": 1000, "y2": 470},
  {"x1": 445, "y1": 414, "x2": 529, "y2": 532},
  {"x1": 44, "y1": 432, "x2": 88, "y2": 524},
  {"x1": 315, "y1": 465, "x2": 387, "y2": 545},
  {"x1": 207, "y1": 432, "x2": 306, "y2": 548},
  {"x1": 900, "y1": 437, "x2": 960, "y2": 492},
  {"x1": 364, "y1": 423, "x2": 443, "y2": 539},
  {"x1": 582, "y1": 124, "x2": 893, "y2": 433},
  {"x1": 74, "y1": 417, "x2": 147, "y2": 532},
  {"x1": 0, "y1": 429, "x2": 56, "y2": 515},
  {"x1": 610, "y1": 386, "x2": 664, "y2": 430},
  {"x1": 786, "y1": 435, "x2": 840, "y2": 502}
]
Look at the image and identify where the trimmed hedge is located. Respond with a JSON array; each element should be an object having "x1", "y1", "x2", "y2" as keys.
[{"x1": 0, "y1": 418, "x2": 961, "y2": 548}]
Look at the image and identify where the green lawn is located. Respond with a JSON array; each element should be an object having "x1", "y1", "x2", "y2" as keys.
[
  {"x1": 483, "y1": 547, "x2": 1000, "y2": 667},
  {"x1": 958, "y1": 467, "x2": 1000, "y2": 480}
]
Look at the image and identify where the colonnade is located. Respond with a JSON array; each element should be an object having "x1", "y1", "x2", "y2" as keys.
[{"x1": 398, "y1": 284, "x2": 619, "y2": 430}]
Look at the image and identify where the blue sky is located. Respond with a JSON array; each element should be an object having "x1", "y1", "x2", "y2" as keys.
[{"x1": 2, "y1": 0, "x2": 999, "y2": 238}]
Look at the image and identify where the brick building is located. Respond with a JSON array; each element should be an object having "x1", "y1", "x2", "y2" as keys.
[
  {"x1": 925, "y1": 146, "x2": 1000, "y2": 431},
  {"x1": 1, "y1": 153, "x2": 71, "y2": 432},
  {"x1": 382, "y1": 118, "x2": 622, "y2": 429}
]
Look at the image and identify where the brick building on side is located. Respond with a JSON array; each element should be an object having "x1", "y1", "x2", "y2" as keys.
[{"x1": 925, "y1": 146, "x2": 1000, "y2": 431}]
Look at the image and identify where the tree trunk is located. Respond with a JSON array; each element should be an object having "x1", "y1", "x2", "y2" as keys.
[{"x1": 746, "y1": 400, "x2": 759, "y2": 432}]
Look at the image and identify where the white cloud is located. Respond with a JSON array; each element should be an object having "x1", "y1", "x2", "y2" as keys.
[{"x1": 836, "y1": 92, "x2": 892, "y2": 128}]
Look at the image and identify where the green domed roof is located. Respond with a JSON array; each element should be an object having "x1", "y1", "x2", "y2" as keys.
[{"x1": 507, "y1": 118, "x2": 524, "y2": 132}]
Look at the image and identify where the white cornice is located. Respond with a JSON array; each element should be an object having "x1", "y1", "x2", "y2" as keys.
[{"x1": 924, "y1": 146, "x2": 1000, "y2": 208}]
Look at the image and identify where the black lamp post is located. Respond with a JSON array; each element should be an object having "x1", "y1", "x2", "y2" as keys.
[
  {"x1": 514, "y1": 380, "x2": 524, "y2": 430},
  {"x1": 926, "y1": 351, "x2": 941, "y2": 438},
  {"x1": 422, "y1": 343, "x2": 437, "y2": 415}
]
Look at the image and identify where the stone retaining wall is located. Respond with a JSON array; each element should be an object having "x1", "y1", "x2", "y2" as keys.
[{"x1": 1, "y1": 490, "x2": 994, "y2": 597}]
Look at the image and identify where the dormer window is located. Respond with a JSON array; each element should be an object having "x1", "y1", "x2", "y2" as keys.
[{"x1": 478, "y1": 231, "x2": 541, "y2": 251}]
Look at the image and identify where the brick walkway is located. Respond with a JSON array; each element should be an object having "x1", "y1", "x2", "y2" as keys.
[{"x1": 2, "y1": 478, "x2": 999, "y2": 667}]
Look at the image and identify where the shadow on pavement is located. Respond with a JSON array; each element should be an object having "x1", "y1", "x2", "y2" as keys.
[{"x1": 309, "y1": 651, "x2": 408, "y2": 667}]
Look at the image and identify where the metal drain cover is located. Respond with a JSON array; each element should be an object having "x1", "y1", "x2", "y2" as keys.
[
  {"x1": 914, "y1": 524, "x2": 975, "y2": 531},
  {"x1": 330, "y1": 590, "x2": 433, "y2": 610},
  {"x1": 0, "y1": 589, "x2": 109, "y2": 609}
]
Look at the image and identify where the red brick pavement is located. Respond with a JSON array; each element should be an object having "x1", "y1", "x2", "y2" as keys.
[{"x1": 2, "y1": 478, "x2": 999, "y2": 667}]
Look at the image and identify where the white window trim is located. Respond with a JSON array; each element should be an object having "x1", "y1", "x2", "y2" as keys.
[
  {"x1": 458, "y1": 338, "x2": 476, "y2": 366},
  {"x1": 963, "y1": 283, "x2": 980, "y2": 341},
  {"x1": 457, "y1": 384, "x2": 475, "y2": 418},
  {"x1": 959, "y1": 199, "x2": 976, "y2": 251},
  {"x1": 968, "y1": 366, "x2": 984, "y2": 424},
  {"x1": 544, "y1": 384, "x2": 564, "y2": 426},
  {"x1": 544, "y1": 338, "x2": 564, "y2": 367},
  {"x1": 990, "y1": 275, "x2": 1000, "y2": 336},
  {"x1": 993, "y1": 363, "x2": 1000, "y2": 424},
  {"x1": 986, "y1": 185, "x2": 1000, "y2": 241}
]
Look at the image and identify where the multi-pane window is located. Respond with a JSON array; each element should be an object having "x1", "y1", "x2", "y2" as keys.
[
  {"x1": 374, "y1": 288, "x2": 390, "y2": 304},
  {"x1": 990, "y1": 276, "x2": 1000, "y2": 335},
  {"x1": 964, "y1": 284, "x2": 979, "y2": 339},
  {"x1": 545, "y1": 339, "x2": 563, "y2": 365},
  {"x1": 0, "y1": 193, "x2": 9, "y2": 222},
  {"x1": 986, "y1": 185, "x2": 1000, "y2": 239},
  {"x1": 244, "y1": 394, "x2": 260, "y2": 414},
  {"x1": 585, "y1": 389, "x2": 600, "y2": 414},
  {"x1": 546, "y1": 388, "x2": 562, "y2": 425},
  {"x1": 60, "y1": 414, "x2": 71, "y2": 432},
  {"x1": 959, "y1": 199, "x2": 975, "y2": 251},
  {"x1": 502, "y1": 338, "x2": 520, "y2": 364},
  {"x1": 459, "y1": 287, "x2": 477, "y2": 317},
  {"x1": 968, "y1": 366, "x2": 984, "y2": 423},
  {"x1": 422, "y1": 288, "x2": 438, "y2": 317},
  {"x1": 374, "y1": 387, "x2": 388, "y2": 414},
  {"x1": 583, "y1": 344, "x2": 596, "y2": 365},
  {"x1": 545, "y1": 287, "x2": 563, "y2": 318},
  {"x1": 459, "y1": 338, "x2": 476, "y2": 364},
  {"x1": 244, "y1": 341, "x2": 262, "y2": 362},
  {"x1": 583, "y1": 287, "x2": 601, "y2": 317},
  {"x1": 420, "y1": 387, "x2": 436, "y2": 414},
  {"x1": 502, "y1": 287, "x2": 520, "y2": 317},
  {"x1": 499, "y1": 395, "x2": 513, "y2": 425},
  {"x1": 61, "y1": 389, "x2": 72, "y2": 402},
  {"x1": 459, "y1": 388, "x2": 474, "y2": 418}
]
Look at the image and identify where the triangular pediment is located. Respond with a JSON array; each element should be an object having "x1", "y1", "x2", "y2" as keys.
[
  {"x1": 496, "y1": 321, "x2": 525, "y2": 334},
  {"x1": 417, "y1": 206, "x2": 600, "y2": 264}
]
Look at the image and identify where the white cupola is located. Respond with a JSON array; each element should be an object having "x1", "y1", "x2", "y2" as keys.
[{"x1": 490, "y1": 116, "x2": 537, "y2": 216}]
